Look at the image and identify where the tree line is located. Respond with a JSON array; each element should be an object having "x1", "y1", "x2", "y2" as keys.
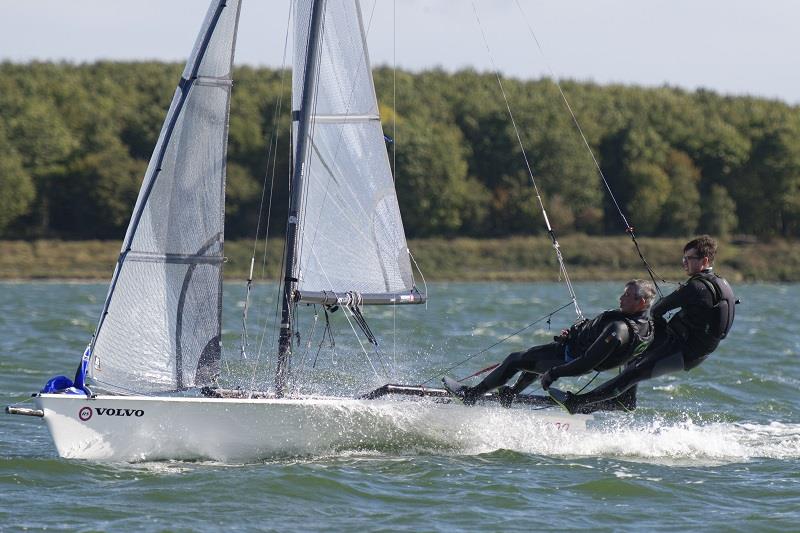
[{"x1": 1, "y1": 61, "x2": 798, "y2": 241}]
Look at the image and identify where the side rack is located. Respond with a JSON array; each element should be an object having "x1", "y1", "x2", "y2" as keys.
[
  {"x1": 360, "y1": 383, "x2": 637, "y2": 413},
  {"x1": 360, "y1": 383, "x2": 558, "y2": 408}
]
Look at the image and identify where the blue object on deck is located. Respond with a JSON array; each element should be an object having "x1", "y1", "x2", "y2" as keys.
[
  {"x1": 40, "y1": 375, "x2": 91, "y2": 396},
  {"x1": 40, "y1": 346, "x2": 93, "y2": 396},
  {"x1": 41, "y1": 375, "x2": 75, "y2": 393}
]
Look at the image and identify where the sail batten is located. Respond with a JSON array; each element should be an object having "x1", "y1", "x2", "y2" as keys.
[
  {"x1": 303, "y1": 113, "x2": 380, "y2": 123},
  {"x1": 121, "y1": 251, "x2": 225, "y2": 265}
]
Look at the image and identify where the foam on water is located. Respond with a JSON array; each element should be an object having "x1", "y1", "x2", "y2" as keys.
[
  {"x1": 302, "y1": 401, "x2": 800, "y2": 466},
  {"x1": 565, "y1": 419, "x2": 800, "y2": 464}
]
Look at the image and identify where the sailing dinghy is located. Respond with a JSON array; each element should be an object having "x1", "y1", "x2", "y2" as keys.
[{"x1": 6, "y1": 0, "x2": 592, "y2": 462}]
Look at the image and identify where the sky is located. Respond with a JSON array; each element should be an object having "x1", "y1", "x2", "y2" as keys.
[{"x1": 1, "y1": 0, "x2": 798, "y2": 105}]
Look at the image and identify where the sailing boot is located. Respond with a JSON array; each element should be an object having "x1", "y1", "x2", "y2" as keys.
[
  {"x1": 548, "y1": 388, "x2": 579, "y2": 414},
  {"x1": 442, "y1": 376, "x2": 481, "y2": 406},
  {"x1": 496, "y1": 386, "x2": 515, "y2": 408}
]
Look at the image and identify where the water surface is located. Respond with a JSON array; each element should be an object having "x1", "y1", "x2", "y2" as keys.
[{"x1": 2, "y1": 281, "x2": 798, "y2": 531}]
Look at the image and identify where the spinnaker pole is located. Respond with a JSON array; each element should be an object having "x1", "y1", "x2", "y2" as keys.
[{"x1": 276, "y1": 0, "x2": 326, "y2": 397}]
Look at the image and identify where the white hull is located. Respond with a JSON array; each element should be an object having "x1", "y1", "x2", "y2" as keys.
[{"x1": 35, "y1": 394, "x2": 591, "y2": 462}]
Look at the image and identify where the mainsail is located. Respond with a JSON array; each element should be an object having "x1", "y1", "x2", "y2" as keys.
[
  {"x1": 290, "y1": 0, "x2": 418, "y2": 304},
  {"x1": 89, "y1": 0, "x2": 242, "y2": 394}
]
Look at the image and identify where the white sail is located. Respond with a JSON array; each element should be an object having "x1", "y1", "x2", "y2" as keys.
[
  {"x1": 291, "y1": 0, "x2": 416, "y2": 300},
  {"x1": 89, "y1": 0, "x2": 242, "y2": 394}
]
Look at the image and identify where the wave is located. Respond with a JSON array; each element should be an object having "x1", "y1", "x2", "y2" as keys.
[{"x1": 301, "y1": 404, "x2": 800, "y2": 465}]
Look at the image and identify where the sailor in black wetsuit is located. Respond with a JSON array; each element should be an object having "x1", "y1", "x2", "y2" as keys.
[
  {"x1": 442, "y1": 279, "x2": 656, "y2": 405},
  {"x1": 550, "y1": 235, "x2": 736, "y2": 414}
]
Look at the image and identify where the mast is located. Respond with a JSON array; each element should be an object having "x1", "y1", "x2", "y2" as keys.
[{"x1": 276, "y1": 0, "x2": 327, "y2": 397}]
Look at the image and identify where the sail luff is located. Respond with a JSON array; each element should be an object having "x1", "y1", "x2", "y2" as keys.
[
  {"x1": 210, "y1": 2, "x2": 242, "y2": 393},
  {"x1": 276, "y1": 0, "x2": 329, "y2": 397}
]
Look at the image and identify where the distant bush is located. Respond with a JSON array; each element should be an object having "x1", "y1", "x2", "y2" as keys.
[{"x1": 0, "y1": 237, "x2": 789, "y2": 282}]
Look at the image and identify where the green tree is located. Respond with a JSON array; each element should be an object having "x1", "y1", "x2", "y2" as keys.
[
  {"x1": 701, "y1": 184, "x2": 738, "y2": 237},
  {"x1": 224, "y1": 162, "x2": 265, "y2": 239},
  {"x1": 7, "y1": 99, "x2": 79, "y2": 234},
  {"x1": 601, "y1": 123, "x2": 671, "y2": 235},
  {"x1": 625, "y1": 161, "x2": 672, "y2": 234},
  {"x1": 0, "y1": 125, "x2": 35, "y2": 235},
  {"x1": 55, "y1": 134, "x2": 144, "y2": 237},
  {"x1": 2, "y1": 62, "x2": 800, "y2": 239},
  {"x1": 659, "y1": 150, "x2": 701, "y2": 236},
  {"x1": 732, "y1": 124, "x2": 800, "y2": 236},
  {"x1": 394, "y1": 114, "x2": 489, "y2": 237}
]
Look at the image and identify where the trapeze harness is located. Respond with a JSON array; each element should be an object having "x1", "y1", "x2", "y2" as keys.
[
  {"x1": 665, "y1": 271, "x2": 736, "y2": 364},
  {"x1": 563, "y1": 310, "x2": 655, "y2": 372}
]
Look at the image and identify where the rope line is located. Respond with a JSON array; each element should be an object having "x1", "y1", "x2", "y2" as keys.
[
  {"x1": 457, "y1": 362, "x2": 499, "y2": 383},
  {"x1": 408, "y1": 249, "x2": 428, "y2": 307},
  {"x1": 246, "y1": 3, "x2": 294, "y2": 396},
  {"x1": 472, "y1": 2, "x2": 582, "y2": 318},
  {"x1": 239, "y1": 6, "x2": 292, "y2": 362},
  {"x1": 512, "y1": 0, "x2": 666, "y2": 296},
  {"x1": 293, "y1": 305, "x2": 321, "y2": 389},
  {"x1": 419, "y1": 300, "x2": 574, "y2": 386}
]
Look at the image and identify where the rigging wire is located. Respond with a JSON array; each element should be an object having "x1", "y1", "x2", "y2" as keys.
[
  {"x1": 511, "y1": 0, "x2": 667, "y2": 296},
  {"x1": 456, "y1": 362, "x2": 500, "y2": 383},
  {"x1": 471, "y1": 1, "x2": 583, "y2": 319},
  {"x1": 419, "y1": 300, "x2": 575, "y2": 386},
  {"x1": 308, "y1": 246, "x2": 390, "y2": 381},
  {"x1": 240, "y1": 7, "x2": 292, "y2": 361},
  {"x1": 392, "y1": 0, "x2": 398, "y2": 369},
  {"x1": 256, "y1": 0, "x2": 330, "y2": 396},
  {"x1": 312, "y1": 307, "x2": 336, "y2": 369},
  {"x1": 291, "y1": 304, "x2": 321, "y2": 393},
  {"x1": 407, "y1": 249, "x2": 428, "y2": 308},
  {"x1": 245, "y1": 2, "x2": 295, "y2": 395}
]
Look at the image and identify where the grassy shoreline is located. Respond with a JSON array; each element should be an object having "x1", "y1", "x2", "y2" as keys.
[{"x1": 0, "y1": 236, "x2": 795, "y2": 282}]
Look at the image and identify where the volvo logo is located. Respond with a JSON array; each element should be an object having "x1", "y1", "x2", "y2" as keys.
[{"x1": 78, "y1": 407, "x2": 145, "y2": 420}]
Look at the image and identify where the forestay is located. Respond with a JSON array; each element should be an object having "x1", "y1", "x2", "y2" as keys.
[
  {"x1": 89, "y1": 0, "x2": 242, "y2": 394},
  {"x1": 291, "y1": 0, "x2": 419, "y2": 305}
]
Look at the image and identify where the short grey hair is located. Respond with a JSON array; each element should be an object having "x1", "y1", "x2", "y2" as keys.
[{"x1": 626, "y1": 279, "x2": 657, "y2": 307}]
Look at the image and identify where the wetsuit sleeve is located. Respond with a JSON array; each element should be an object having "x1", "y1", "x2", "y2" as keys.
[
  {"x1": 548, "y1": 321, "x2": 630, "y2": 379},
  {"x1": 650, "y1": 287, "x2": 685, "y2": 320},
  {"x1": 651, "y1": 280, "x2": 712, "y2": 319}
]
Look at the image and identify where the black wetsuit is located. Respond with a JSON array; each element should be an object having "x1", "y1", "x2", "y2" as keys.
[
  {"x1": 467, "y1": 310, "x2": 653, "y2": 398},
  {"x1": 568, "y1": 269, "x2": 736, "y2": 411}
]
